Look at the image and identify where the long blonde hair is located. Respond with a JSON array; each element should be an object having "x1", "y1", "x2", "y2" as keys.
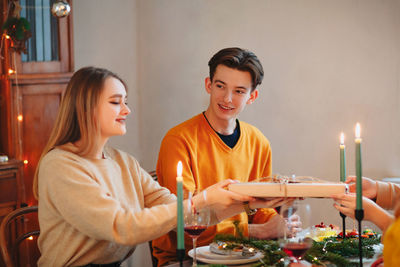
[{"x1": 33, "y1": 67, "x2": 126, "y2": 199}]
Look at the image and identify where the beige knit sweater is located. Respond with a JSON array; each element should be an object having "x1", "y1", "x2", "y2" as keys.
[{"x1": 37, "y1": 143, "x2": 177, "y2": 266}]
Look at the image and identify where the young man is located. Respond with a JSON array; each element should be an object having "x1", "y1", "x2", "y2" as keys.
[{"x1": 152, "y1": 47, "x2": 284, "y2": 266}]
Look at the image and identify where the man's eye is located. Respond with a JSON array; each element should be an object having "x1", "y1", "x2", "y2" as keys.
[
  {"x1": 216, "y1": 84, "x2": 223, "y2": 88},
  {"x1": 110, "y1": 101, "x2": 119, "y2": 105},
  {"x1": 236, "y1": 90, "x2": 245, "y2": 94}
]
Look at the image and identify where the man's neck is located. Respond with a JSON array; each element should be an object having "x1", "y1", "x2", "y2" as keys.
[{"x1": 204, "y1": 109, "x2": 237, "y2": 135}]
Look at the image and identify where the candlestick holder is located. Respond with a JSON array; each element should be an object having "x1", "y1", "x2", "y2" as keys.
[
  {"x1": 355, "y1": 209, "x2": 364, "y2": 267},
  {"x1": 177, "y1": 248, "x2": 185, "y2": 267},
  {"x1": 339, "y1": 212, "x2": 346, "y2": 239}
]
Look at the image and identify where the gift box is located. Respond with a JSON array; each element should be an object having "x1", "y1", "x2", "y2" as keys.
[{"x1": 228, "y1": 182, "x2": 347, "y2": 198}]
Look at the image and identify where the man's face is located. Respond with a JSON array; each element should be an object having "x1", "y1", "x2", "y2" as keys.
[{"x1": 205, "y1": 64, "x2": 258, "y2": 122}]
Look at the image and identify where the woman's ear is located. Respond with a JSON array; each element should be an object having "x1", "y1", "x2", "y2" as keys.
[{"x1": 247, "y1": 89, "x2": 259, "y2": 104}]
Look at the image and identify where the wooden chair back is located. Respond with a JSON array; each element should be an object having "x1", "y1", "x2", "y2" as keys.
[
  {"x1": 0, "y1": 206, "x2": 40, "y2": 267},
  {"x1": 148, "y1": 170, "x2": 158, "y2": 267}
]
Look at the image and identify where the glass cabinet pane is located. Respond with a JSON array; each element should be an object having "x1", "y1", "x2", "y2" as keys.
[{"x1": 20, "y1": 0, "x2": 59, "y2": 62}]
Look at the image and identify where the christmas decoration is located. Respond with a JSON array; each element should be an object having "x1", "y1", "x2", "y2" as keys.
[
  {"x1": 1, "y1": 1, "x2": 31, "y2": 54},
  {"x1": 213, "y1": 222, "x2": 381, "y2": 267},
  {"x1": 51, "y1": 0, "x2": 71, "y2": 18}
]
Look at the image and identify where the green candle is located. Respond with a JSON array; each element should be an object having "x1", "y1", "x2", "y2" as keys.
[
  {"x1": 355, "y1": 123, "x2": 363, "y2": 210},
  {"x1": 340, "y1": 132, "x2": 346, "y2": 182},
  {"x1": 176, "y1": 161, "x2": 184, "y2": 250}
]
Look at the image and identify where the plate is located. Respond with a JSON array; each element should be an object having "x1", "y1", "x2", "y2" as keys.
[{"x1": 188, "y1": 246, "x2": 263, "y2": 265}]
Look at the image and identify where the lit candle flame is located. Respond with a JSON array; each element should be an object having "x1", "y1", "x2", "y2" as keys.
[
  {"x1": 176, "y1": 161, "x2": 183, "y2": 181},
  {"x1": 355, "y1": 123, "x2": 361, "y2": 139},
  {"x1": 340, "y1": 132, "x2": 345, "y2": 145}
]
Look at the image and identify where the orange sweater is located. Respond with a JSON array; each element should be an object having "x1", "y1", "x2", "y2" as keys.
[
  {"x1": 152, "y1": 113, "x2": 276, "y2": 266},
  {"x1": 377, "y1": 181, "x2": 400, "y2": 267}
]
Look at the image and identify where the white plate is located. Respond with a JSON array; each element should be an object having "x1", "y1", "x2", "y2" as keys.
[{"x1": 188, "y1": 246, "x2": 263, "y2": 265}]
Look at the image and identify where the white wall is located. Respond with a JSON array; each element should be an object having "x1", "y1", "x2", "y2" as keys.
[
  {"x1": 74, "y1": 1, "x2": 400, "y2": 266},
  {"x1": 73, "y1": 0, "x2": 141, "y2": 159},
  {"x1": 73, "y1": 1, "x2": 151, "y2": 266}
]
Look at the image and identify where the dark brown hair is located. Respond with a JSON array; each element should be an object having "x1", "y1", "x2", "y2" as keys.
[{"x1": 208, "y1": 47, "x2": 264, "y2": 91}]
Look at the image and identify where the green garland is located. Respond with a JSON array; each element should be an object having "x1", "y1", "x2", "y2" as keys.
[
  {"x1": 213, "y1": 233, "x2": 381, "y2": 267},
  {"x1": 1, "y1": 1, "x2": 32, "y2": 54}
]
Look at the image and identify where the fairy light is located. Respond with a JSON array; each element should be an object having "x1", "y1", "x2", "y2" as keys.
[
  {"x1": 4, "y1": 34, "x2": 10, "y2": 39},
  {"x1": 17, "y1": 115, "x2": 23, "y2": 121},
  {"x1": 27, "y1": 236, "x2": 33, "y2": 240},
  {"x1": 8, "y1": 68, "x2": 15, "y2": 74},
  {"x1": 23, "y1": 160, "x2": 28, "y2": 165}
]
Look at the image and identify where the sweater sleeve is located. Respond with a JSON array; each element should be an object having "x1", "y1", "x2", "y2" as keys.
[
  {"x1": 250, "y1": 208, "x2": 277, "y2": 224},
  {"x1": 156, "y1": 134, "x2": 219, "y2": 224},
  {"x1": 376, "y1": 181, "x2": 400, "y2": 210},
  {"x1": 138, "y1": 164, "x2": 177, "y2": 208},
  {"x1": 383, "y1": 217, "x2": 400, "y2": 266},
  {"x1": 157, "y1": 134, "x2": 196, "y2": 195},
  {"x1": 39, "y1": 153, "x2": 178, "y2": 246}
]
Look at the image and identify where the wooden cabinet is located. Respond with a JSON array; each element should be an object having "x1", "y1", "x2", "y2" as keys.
[
  {"x1": 0, "y1": 159, "x2": 24, "y2": 267},
  {"x1": 0, "y1": 159, "x2": 24, "y2": 220},
  {"x1": 0, "y1": 0, "x2": 74, "y2": 206}
]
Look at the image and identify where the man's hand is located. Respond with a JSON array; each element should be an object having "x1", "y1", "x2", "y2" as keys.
[{"x1": 248, "y1": 213, "x2": 300, "y2": 239}]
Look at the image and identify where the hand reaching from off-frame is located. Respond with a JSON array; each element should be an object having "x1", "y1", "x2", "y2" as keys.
[
  {"x1": 331, "y1": 193, "x2": 394, "y2": 232},
  {"x1": 345, "y1": 176, "x2": 377, "y2": 199}
]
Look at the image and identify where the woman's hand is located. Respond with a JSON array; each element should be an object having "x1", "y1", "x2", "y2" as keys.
[
  {"x1": 345, "y1": 176, "x2": 377, "y2": 199},
  {"x1": 193, "y1": 179, "x2": 255, "y2": 213}
]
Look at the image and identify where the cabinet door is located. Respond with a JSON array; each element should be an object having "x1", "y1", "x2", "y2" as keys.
[
  {"x1": 18, "y1": 81, "x2": 66, "y2": 205},
  {"x1": 14, "y1": 0, "x2": 73, "y2": 74}
]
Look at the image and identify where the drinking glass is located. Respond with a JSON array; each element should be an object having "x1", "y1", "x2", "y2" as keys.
[
  {"x1": 278, "y1": 200, "x2": 313, "y2": 265},
  {"x1": 184, "y1": 193, "x2": 210, "y2": 267}
]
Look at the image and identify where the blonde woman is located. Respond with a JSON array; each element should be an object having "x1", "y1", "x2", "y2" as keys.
[{"x1": 33, "y1": 67, "x2": 285, "y2": 267}]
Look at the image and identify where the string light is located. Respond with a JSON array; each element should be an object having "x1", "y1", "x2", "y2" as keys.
[
  {"x1": 8, "y1": 68, "x2": 15, "y2": 74},
  {"x1": 27, "y1": 236, "x2": 33, "y2": 240},
  {"x1": 4, "y1": 34, "x2": 10, "y2": 39},
  {"x1": 17, "y1": 115, "x2": 23, "y2": 121},
  {"x1": 23, "y1": 160, "x2": 28, "y2": 165}
]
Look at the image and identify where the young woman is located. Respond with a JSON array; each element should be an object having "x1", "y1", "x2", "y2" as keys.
[{"x1": 33, "y1": 67, "x2": 283, "y2": 266}]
